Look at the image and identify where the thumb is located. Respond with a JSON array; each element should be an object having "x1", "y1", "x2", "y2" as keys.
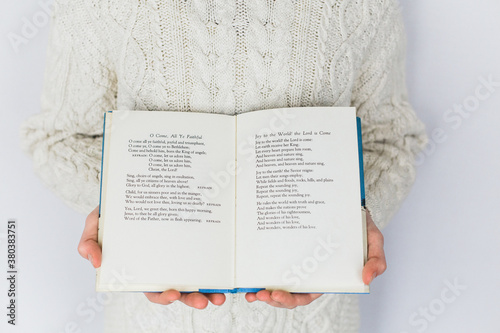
[{"x1": 78, "y1": 206, "x2": 102, "y2": 268}]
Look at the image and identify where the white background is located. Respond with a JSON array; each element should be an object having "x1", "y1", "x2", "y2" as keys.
[{"x1": 1, "y1": 1, "x2": 499, "y2": 332}]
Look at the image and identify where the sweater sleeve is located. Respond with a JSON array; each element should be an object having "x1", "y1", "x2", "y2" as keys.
[
  {"x1": 352, "y1": 1, "x2": 428, "y2": 230},
  {"x1": 19, "y1": 1, "x2": 117, "y2": 215}
]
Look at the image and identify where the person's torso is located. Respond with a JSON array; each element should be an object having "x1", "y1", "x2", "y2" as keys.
[{"x1": 99, "y1": 0, "x2": 379, "y2": 115}]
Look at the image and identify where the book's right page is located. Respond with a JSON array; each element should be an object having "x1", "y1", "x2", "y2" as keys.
[{"x1": 235, "y1": 106, "x2": 367, "y2": 293}]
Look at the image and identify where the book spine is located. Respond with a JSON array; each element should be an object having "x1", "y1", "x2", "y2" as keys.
[
  {"x1": 356, "y1": 117, "x2": 366, "y2": 207},
  {"x1": 98, "y1": 111, "x2": 112, "y2": 217},
  {"x1": 197, "y1": 288, "x2": 265, "y2": 294}
]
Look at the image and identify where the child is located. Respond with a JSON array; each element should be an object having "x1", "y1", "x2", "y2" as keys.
[{"x1": 20, "y1": 0, "x2": 428, "y2": 331}]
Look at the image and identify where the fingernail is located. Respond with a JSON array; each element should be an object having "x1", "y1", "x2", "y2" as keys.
[
  {"x1": 370, "y1": 272, "x2": 377, "y2": 284},
  {"x1": 88, "y1": 254, "x2": 94, "y2": 266}
]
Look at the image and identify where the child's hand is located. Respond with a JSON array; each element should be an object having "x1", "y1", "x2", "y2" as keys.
[
  {"x1": 245, "y1": 209, "x2": 386, "y2": 309},
  {"x1": 77, "y1": 206, "x2": 226, "y2": 309}
]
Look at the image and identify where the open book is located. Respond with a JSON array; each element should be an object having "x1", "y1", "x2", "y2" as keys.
[{"x1": 96, "y1": 106, "x2": 368, "y2": 293}]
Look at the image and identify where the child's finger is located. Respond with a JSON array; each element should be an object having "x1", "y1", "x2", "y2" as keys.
[
  {"x1": 245, "y1": 292, "x2": 258, "y2": 302},
  {"x1": 363, "y1": 211, "x2": 387, "y2": 284},
  {"x1": 179, "y1": 292, "x2": 210, "y2": 309},
  {"x1": 206, "y1": 293, "x2": 226, "y2": 305},
  {"x1": 78, "y1": 240, "x2": 102, "y2": 268},
  {"x1": 144, "y1": 289, "x2": 181, "y2": 305},
  {"x1": 255, "y1": 290, "x2": 289, "y2": 308},
  {"x1": 271, "y1": 290, "x2": 321, "y2": 308}
]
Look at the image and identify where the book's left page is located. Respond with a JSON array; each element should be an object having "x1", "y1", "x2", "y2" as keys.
[{"x1": 97, "y1": 110, "x2": 236, "y2": 292}]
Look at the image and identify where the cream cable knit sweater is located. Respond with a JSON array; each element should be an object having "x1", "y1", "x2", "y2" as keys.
[{"x1": 20, "y1": 0, "x2": 427, "y2": 331}]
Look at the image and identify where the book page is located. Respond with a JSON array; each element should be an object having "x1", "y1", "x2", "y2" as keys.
[
  {"x1": 235, "y1": 107, "x2": 366, "y2": 292},
  {"x1": 98, "y1": 110, "x2": 236, "y2": 291}
]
